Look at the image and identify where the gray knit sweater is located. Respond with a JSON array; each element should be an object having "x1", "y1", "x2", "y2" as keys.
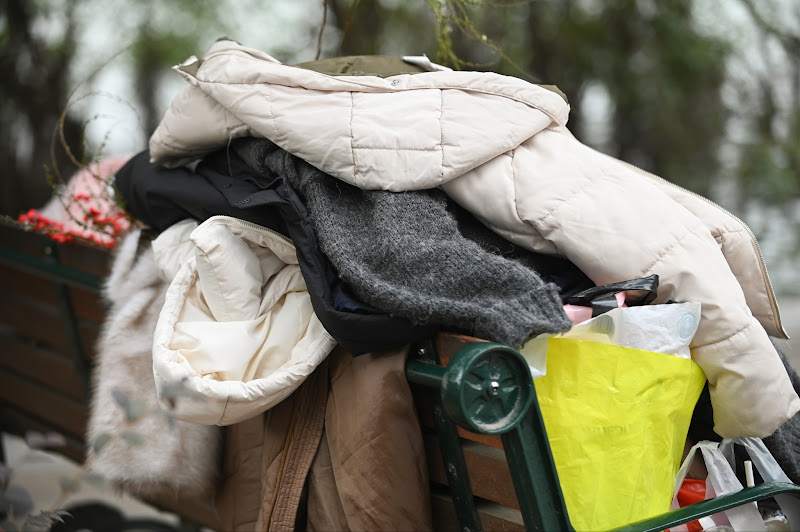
[{"x1": 233, "y1": 138, "x2": 572, "y2": 348}]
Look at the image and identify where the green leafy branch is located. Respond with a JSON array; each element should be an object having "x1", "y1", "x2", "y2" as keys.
[{"x1": 425, "y1": 0, "x2": 535, "y2": 79}]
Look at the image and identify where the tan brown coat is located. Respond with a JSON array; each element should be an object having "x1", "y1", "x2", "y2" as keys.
[{"x1": 215, "y1": 346, "x2": 432, "y2": 531}]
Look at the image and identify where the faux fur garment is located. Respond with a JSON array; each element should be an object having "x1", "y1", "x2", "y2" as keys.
[{"x1": 86, "y1": 228, "x2": 220, "y2": 499}]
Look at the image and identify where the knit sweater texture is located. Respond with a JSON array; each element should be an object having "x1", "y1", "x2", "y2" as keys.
[{"x1": 233, "y1": 138, "x2": 572, "y2": 348}]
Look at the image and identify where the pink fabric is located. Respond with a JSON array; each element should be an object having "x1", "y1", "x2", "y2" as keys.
[
  {"x1": 39, "y1": 155, "x2": 133, "y2": 246},
  {"x1": 563, "y1": 292, "x2": 627, "y2": 325}
]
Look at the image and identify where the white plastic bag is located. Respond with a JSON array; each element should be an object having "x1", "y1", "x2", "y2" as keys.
[
  {"x1": 567, "y1": 301, "x2": 701, "y2": 358},
  {"x1": 521, "y1": 302, "x2": 701, "y2": 377},
  {"x1": 671, "y1": 438, "x2": 799, "y2": 531},
  {"x1": 671, "y1": 440, "x2": 764, "y2": 531}
]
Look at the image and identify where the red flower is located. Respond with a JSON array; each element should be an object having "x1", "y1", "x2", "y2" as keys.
[{"x1": 16, "y1": 187, "x2": 127, "y2": 248}]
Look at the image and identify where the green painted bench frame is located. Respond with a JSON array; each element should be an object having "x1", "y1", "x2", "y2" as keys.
[{"x1": 407, "y1": 338, "x2": 800, "y2": 532}]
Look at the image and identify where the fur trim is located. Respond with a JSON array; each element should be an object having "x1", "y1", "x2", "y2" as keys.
[{"x1": 86, "y1": 229, "x2": 221, "y2": 499}]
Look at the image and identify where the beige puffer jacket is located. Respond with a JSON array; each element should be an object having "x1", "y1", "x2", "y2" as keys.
[
  {"x1": 149, "y1": 39, "x2": 799, "y2": 438},
  {"x1": 151, "y1": 215, "x2": 337, "y2": 425}
]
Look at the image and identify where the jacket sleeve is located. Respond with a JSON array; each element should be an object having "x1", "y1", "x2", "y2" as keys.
[
  {"x1": 114, "y1": 149, "x2": 287, "y2": 234},
  {"x1": 444, "y1": 125, "x2": 800, "y2": 438},
  {"x1": 114, "y1": 150, "x2": 220, "y2": 231}
]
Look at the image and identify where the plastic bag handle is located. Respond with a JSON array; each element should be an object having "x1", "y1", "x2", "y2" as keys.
[{"x1": 671, "y1": 440, "x2": 766, "y2": 531}]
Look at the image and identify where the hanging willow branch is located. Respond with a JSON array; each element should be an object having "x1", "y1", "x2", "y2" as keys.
[
  {"x1": 316, "y1": 0, "x2": 329, "y2": 60},
  {"x1": 425, "y1": 0, "x2": 536, "y2": 80}
]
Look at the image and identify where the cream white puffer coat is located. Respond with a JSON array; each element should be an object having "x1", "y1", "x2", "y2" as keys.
[
  {"x1": 151, "y1": 215, "x2": 336, "y2": 425},
  {"x1": 149, "y1": 39, "x2": 799, "y2": 438}
]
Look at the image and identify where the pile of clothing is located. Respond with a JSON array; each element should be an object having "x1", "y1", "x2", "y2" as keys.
[{"x1": 88, "y1": 39, "x2": 800, "y2": 531}]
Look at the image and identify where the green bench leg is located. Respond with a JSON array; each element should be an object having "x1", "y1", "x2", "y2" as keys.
[{"x1": 408, "y1": 341, "x2": 483, "y2": 531}]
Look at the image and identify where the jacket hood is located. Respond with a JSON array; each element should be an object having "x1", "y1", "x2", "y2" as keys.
[{"x1": 150, "y1": 39, "x2": 569, "y2": 192}]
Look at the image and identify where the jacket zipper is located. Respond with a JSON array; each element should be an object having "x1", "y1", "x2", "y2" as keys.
[
  {"x1": 220, "y1": 216, "x2": 294, "y2": 246},
  {"x1": 598, "y1": 150, "x2": 787, "y2": 337}
]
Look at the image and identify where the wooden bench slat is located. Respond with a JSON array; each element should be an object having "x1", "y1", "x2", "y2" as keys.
[
  {"x1": 0, "y1": 292, "x2": 99, "y2": 359},
  {"x1": 425, "y1": 432, "x2": 520, "y2": 511},
  {"x1": 0, "y1": 264, "x2": 107, "y2": 323},
  {"x1": 0, "y1": 370, "x2": 87, "y2": 439},
  {"x1": 430, "y1": 491, "x2": 525, "y2": 532},
  {"x1": 0, "y1": 332, "x2": 85, "y2": 401}
]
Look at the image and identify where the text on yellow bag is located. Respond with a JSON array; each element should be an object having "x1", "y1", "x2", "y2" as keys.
[{"x1": 535, "y1": 337, "x2": 707, "y2": 531}]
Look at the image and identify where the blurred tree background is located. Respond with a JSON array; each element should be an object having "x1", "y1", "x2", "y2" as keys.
[{"x1": 1, "y1": 0, "x2": 799, "y2": 292}]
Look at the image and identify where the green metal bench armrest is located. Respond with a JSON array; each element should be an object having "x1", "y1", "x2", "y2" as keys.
[
  {"x1": 409, "y1": 338, "x2": 800, "y2": 532},
  {"x1": 612, "y1": 482, "x2": 800, "y2": 532},
  {"x1": 408, "y1": 341, "x2": 575, "y2": 532}
]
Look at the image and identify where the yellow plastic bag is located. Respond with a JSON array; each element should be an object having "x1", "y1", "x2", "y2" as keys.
[{"x1": 534, "y1": 337, "x2": 706, "y2": 531}]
